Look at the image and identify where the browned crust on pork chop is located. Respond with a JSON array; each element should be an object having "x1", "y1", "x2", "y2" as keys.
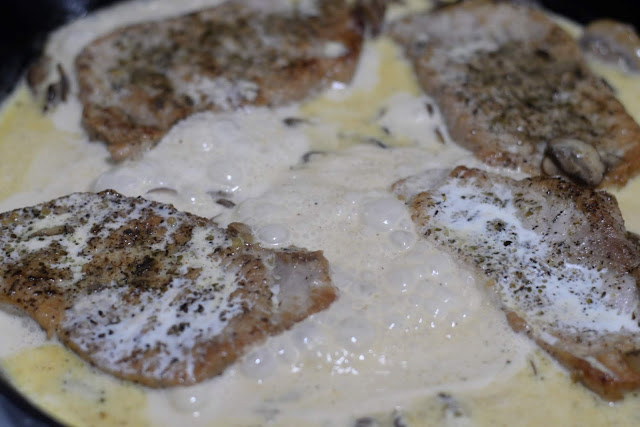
[
  {"x1": 0, "y1": 191, "x2": 336, "y2": 387},
  {"x1": 393, "y1": 166, "x2": 640, "y2": 399},
  {"x1": 388, "y1": 0, "x2": 640, "y2": 187},
  {"x1": 75, "y1": 0, "x2": 385, "y2": 161}
]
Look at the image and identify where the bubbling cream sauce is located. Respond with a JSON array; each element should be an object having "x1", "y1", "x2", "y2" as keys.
[{"x1": 2, "y1": 1, "x2": 640, "y2": 426}]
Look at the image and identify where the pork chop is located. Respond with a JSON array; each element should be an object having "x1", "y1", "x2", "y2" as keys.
[
  {"x1": 393, "y1": 166, "x2": 640, "y2": 399},
  {"x1": 388, "y1": 0, "x2": 640, "y2": 187},
  {"x1": 75, "y1": 0, "x2": 385, "y2": 161},
  {"x1": 0, "y1": 191, "x2": 336, "y2": 387}
]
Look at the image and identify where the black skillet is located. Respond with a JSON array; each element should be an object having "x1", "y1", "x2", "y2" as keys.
[{"x1": 0, "y1": 0, "x2": 639, "y2": 425}]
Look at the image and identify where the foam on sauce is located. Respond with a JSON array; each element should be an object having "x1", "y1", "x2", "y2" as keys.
[
  {"x1": 2, "y1": 0, "x2": 640, "y2": 425},
  {"x1": 94, "y1": 105, "x2": 308, "y2": 218}
]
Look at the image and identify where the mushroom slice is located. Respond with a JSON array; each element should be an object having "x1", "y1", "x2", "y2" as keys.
[{"x1": 543, "y1": 137, "x2": 606, "y2": 187}]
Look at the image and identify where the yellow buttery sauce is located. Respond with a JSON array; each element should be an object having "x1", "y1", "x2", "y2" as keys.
[
  {"x1": 0, "y1": 87, "x2": 69, "y2": 201},
  {"x1": 2, "y1": 346, "x2": 146, "y2": 426}
]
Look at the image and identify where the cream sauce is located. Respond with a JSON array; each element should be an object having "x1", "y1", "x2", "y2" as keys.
[{"x1": 1, "y1": 1, "x2": 640, "y2": 426}]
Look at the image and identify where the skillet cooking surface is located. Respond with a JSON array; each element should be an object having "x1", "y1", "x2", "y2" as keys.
[{"x1": 0, "y1": 0, "x2": 638, "y2": 425}]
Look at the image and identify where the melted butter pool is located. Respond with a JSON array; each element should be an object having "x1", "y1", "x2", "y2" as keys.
[
  {"x1": 0, "y1": 87, "x2": 69, "y2": 201},
  {"x1": 2, "y1": 345, "x2": 147, "y2": 426}
]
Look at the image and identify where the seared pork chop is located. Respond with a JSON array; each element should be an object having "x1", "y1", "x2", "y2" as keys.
[
  {"x1": 0, "y1": 191, "x2": 336, "y2": 387},
  {"x1": 76, "y1": 0, "x2": 385, "y2": 161},
  {"x1": 388, "y1": 0, "x2": 640, "y2": 187},
  {"x1": 393, "y1": 166, "x2": 640, "y2": 399}
]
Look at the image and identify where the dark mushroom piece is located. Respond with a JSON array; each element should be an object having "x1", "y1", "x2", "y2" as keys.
[
  {"x1": 353, "y1": 417, "x2": 379, "y2": 427},
  {"x1": 392, "y1": 409, "x2": 409, "y2": 427},
  {"x1": 437, "y1": 392, "x2": 468, "y2": 419},
  {"x1": 282, "y1": 117, "x2": 310, "y2": 128},
  {"x1": 433, "y1": 0, "x2": 464, "y2": 9},
  {"x1": 353, "y1": 0, "x2": 388, "y2": 36},
  {"x1": 364, "y1": 137, "x2": 388, "y2": 149},
  {"x1": 580, "y1": 19, "x2": 640, "y2": 72},
  {"x1": 27, "y1": 56, "x2": 70, "y2": 112},
  {"x1": 215, "y1": 198, "x2": 236, "y2": 208},
  {"x1": 44, "y1": 64, "x2": 69, "y2": 112},
  {"x1": 301, "y1": 150, "x2": 327, "y2": 164},
  {"x1": 542, "y1": 138, "x2": 606, "y2": 187}
]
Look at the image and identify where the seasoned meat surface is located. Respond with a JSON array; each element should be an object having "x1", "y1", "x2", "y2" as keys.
[
  {"x1": 0, "y1": 191, "x2": 336, "y2": 387},
  {"x1": 393, "y1": 166, "x2": 640, "y2": 399},
  {"x1": 388, "y1": 0, "x2": 640, "y2": 187},
  {"x1": 76, "y1": 0, "x2": 383, "y2": 160}
]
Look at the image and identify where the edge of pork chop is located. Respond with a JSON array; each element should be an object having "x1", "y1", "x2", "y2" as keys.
[{"x1": 0, "y1": 190, "x2": 337, "y2": 387}]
